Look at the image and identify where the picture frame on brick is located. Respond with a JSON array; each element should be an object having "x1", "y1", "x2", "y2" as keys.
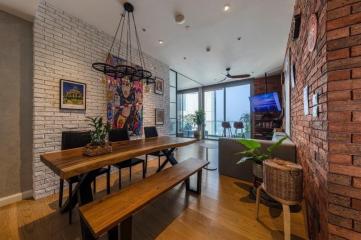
[
  {"x1": 60, "y1": 79, "x2": 86, "y2": 110},
  {"x1": 154, "y1": 78, "x2": 164, "y2": 95},
  {"x1": 155, "y1": 108, "x2": 165, "y2": 125}
]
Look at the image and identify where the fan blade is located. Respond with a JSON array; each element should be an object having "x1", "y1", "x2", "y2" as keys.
[
  {"x1": 219, "y1": 76, "x2": 228, "y2": 82},
  {"x1": 229, "y1": 74, "x2": 251, "y2": 79}
]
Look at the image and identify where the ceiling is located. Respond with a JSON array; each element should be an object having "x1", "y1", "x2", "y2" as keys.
[{"x1": 0, "y1": 0, "x2": 295, "y2": 90}]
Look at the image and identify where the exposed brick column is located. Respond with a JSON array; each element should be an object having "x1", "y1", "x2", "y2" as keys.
[
  {"x1": 326, "y1": 0, "x2": 361, "y2": 239},
  {"x1": 287, "y1": 0, "x2": 361, "y2": 239}
]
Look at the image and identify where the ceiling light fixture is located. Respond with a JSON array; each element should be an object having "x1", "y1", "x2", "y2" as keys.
[
  {"x1": 91, "y1": 2, "x2": 155, "y2": 85},
  {"x1": 158, "y1": 40, "x2": 164, "y2": 45},
  {"x1": 224, "y1": 4, "x2": 230, "y2": 12},
  {"x1": 175, "y1": 13, "x2": 186, "y2": 24}
]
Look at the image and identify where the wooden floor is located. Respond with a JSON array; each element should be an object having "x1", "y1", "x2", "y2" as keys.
[{"x1": 0, "y1": 141, "x2": 307, "y2": 240}]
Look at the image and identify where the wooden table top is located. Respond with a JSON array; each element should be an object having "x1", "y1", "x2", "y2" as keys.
[{"x1": 40, "y1": 136, "x2": 197, "y2": 179}]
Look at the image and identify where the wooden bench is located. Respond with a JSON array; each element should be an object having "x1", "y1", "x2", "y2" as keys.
[{"x1": 79, "y1": 158, "x2": 208, "y2": 240}]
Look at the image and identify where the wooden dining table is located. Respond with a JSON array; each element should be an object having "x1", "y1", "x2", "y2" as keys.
[{"x1": 40, "y1": 136, "x2": 197, "y2": 213}]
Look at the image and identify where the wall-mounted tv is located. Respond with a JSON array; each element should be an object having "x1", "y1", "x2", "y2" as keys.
[{"x1": 250, "y1": 92, "x2": 282, "y2": 112}]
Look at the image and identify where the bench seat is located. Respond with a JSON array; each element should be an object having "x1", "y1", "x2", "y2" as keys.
[{"x1": 79, "y1": 158, "x2": 208, "y2": 240}]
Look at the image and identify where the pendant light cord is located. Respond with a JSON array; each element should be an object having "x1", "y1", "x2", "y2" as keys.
[{"x1": 108, "y1": 11, "x2": 125, "y2": 56}]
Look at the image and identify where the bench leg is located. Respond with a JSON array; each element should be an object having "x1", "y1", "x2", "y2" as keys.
[
  {"x1": 120, "y1": 216, "x2": 133, "y2": 240},
  {"x1": 108, "y1": 226, "x2": 119, "y2": 240},
  {"x1": 185, "y1": 170, "x2": 202, "y2": 194},
  {"x1": 80, "y1": 217, "x2": 97, "y2": 240}
]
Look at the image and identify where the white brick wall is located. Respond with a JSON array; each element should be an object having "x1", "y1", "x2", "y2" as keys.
[{"x1": 33, "y1": 1, "x2": 170, "y2": 199}]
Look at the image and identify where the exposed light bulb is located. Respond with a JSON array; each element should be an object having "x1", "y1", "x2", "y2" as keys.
[{"x1": 224, "y1": 4, "x2": 230, "y2": 12}]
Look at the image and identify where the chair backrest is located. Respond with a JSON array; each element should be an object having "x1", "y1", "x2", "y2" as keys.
[
  {"x1": 109, "y1": 128, "x2": 130, "y2": 142},
  {"x1": 61, "y1": 131, "x2": 91, "y2": 150},
  {"x1": 233, "y1": 121, "x2": 244, "y2": 129},
  {"x1": 221, "y1": 122, "x2": 231, "y2": 129},
  {"x1": 144, "y1": 126, "x2": 158, "y2": 138}
]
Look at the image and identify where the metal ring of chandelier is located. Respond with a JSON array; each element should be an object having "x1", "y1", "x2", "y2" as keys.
[{"x1": 91, "y1": 2, "x2": 154, "y2": 84}]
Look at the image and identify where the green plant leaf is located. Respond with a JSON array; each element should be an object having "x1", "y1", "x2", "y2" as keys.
[
  {"x1": 236, "y1": 157, "x2": 254, "y2": 164},
  {"x1": 266, "y1": 136, "x2": 288, "y2": 154},
  {"x1": 238, "y1": 139, "x2": 261, "y2": 150}
]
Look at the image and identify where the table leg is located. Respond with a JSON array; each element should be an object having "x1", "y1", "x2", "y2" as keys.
[
  {"x1": 157, "y1": 148, "x2": 176, "y2": 172},
  {"x1": 60, "y1": 170, "x2": 97, "y2": 213},
  {"x1": 203, "y1": 147, "x2": 217, "y2": 171}
]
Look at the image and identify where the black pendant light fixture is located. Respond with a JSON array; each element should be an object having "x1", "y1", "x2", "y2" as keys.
[{"x1": 92, "y1": 2, "x2": 154, "y2": 84}]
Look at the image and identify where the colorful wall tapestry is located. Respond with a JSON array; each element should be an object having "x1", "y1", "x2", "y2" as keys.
[{"x1": 106, "y1": 55, "x2": 143, "y2": 136}]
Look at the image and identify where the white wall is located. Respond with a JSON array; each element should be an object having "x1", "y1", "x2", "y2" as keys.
[{"x1": 33, "y1": 1, "x2": 170, "y2": 199}]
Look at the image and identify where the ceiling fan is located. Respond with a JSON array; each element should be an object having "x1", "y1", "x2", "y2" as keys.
[{"x1": 218, "y1": 67, "x2": 251, "y2": 83}]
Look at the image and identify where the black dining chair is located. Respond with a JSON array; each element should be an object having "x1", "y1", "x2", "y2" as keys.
[
  {"x1": 109, "y1": 128, "x2": 146, "y2": 189},
  {"x1": 60, "y1": 131, "x2": 111, "y2": 224},
  {"x1": 144, "y1": 126, "x2": 165, "y2": 171}
]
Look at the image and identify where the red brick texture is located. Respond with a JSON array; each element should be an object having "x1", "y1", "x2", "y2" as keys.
[
  {"x1": 287, "y1": 0, "x2": 361, "y2": 239},
  {"x1": 327, "y1": 0, "x2": 361, "y2": 238}
]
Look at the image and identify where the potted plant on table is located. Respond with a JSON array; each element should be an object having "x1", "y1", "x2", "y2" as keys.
[
  {"x1": 191, "y1": 110, "x2": 205, "y2": 141},
  {"x1": 84, "y1": 116, "x2": 112, "y2": 156},
  {"x1": 236, "y1": 137, "x2": 288, "y2": 188}
]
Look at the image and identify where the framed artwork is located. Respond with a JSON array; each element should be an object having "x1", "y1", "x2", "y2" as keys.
[
  {"x1": 154, "y1": 78, "x2": 164, "y2": 95},
  {"x1": 60, "y1": 80, "x2": 86, "y2": 110},
  {"x1": 155, "y1": 108, "x2": 165, "y2": 125},
  {"x1": 106, "y1": 54, "x2": 144, "y2": 136}
]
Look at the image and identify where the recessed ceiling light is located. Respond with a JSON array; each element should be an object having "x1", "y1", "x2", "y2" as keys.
[
  {"x1": 158, "y1": 40, "x2": 164, "y2": 45},
  {"x1": 224, "y1": 4, "x2": 230, "y2": 12},
  {"x1": 175, "y1": 14, "x2": 186, "y2": 24},
  {"x1": 183, "y1": 57, "x2": 187, "y2": 60}
]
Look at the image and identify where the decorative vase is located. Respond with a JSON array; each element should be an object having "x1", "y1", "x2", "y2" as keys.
[
  {"x1": 193, "y1": 130, "x2": 202, "y2": 141},
  {"x1": 83, "y1": 142, "x2": 112, "y2": 156}
]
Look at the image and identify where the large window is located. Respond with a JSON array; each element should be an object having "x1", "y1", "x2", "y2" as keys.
[
  {"x1": 225, "y1": 84, "x2": 251, "y2": 138},
  {"x1": 202, "y1": 82, "x2": 251, "y2": 139},
  {"x1": 204, "y1": 89, "x2": 224, "y2": 138},
  {"x1": 177, "y1": 91, "x2": 199, "y2": 137},
  {"x1": 169, "y1": 70, "x2": 177, "y2": 135}
]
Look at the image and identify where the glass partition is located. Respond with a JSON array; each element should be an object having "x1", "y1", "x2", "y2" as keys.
[{"x1": 177, "y1": 91, "x2": 199, "y2": 137}]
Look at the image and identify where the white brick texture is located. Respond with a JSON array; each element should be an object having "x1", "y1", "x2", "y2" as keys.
[{"x1": 33, "y1": 1, "x2": 170, "y2": 199}]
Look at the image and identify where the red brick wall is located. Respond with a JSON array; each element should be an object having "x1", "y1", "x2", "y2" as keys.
[
  {"x1": 286, "y1": 0, "x2": 361, "y2": 239},
  {"x1": 287, "y1": 0, "x2": 328, "y2": 239},
  {"x1": 327, "y1": 0, "x2": 361, "y2": 239},
  {"x1": 253, "y1": 75, "x2": 283, "y2": 96}
]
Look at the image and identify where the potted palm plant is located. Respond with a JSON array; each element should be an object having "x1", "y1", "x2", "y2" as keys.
[
  {"x1": 84, "y1": 116, "x2": 112, "y2": 156},
  {"x1": 191, "y1": 110, "x2": 205, "y2": 141},
  {"x1": 236, "y1": 136, "x2": 288, "y2": 187}
]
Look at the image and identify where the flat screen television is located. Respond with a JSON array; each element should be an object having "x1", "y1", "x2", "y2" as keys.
[{"x1": 250, "y1": 92, "x2": 282, "y2": 112}]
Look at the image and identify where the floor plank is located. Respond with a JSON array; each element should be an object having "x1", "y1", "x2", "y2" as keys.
[{"x1": 0, "y1": 140, "x2": 307, "y2": 240}]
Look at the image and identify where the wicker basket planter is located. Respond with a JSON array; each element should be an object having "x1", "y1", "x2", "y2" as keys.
[
  {"x1": 252, "y1": 162, "x2": 263, "y2": 179},
  {"x1": 83, "y1": 143, "x2": 112, "y2": 157},
  {"x1": 263, "y1": 158, "x2": 303, "y2": 202}
]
